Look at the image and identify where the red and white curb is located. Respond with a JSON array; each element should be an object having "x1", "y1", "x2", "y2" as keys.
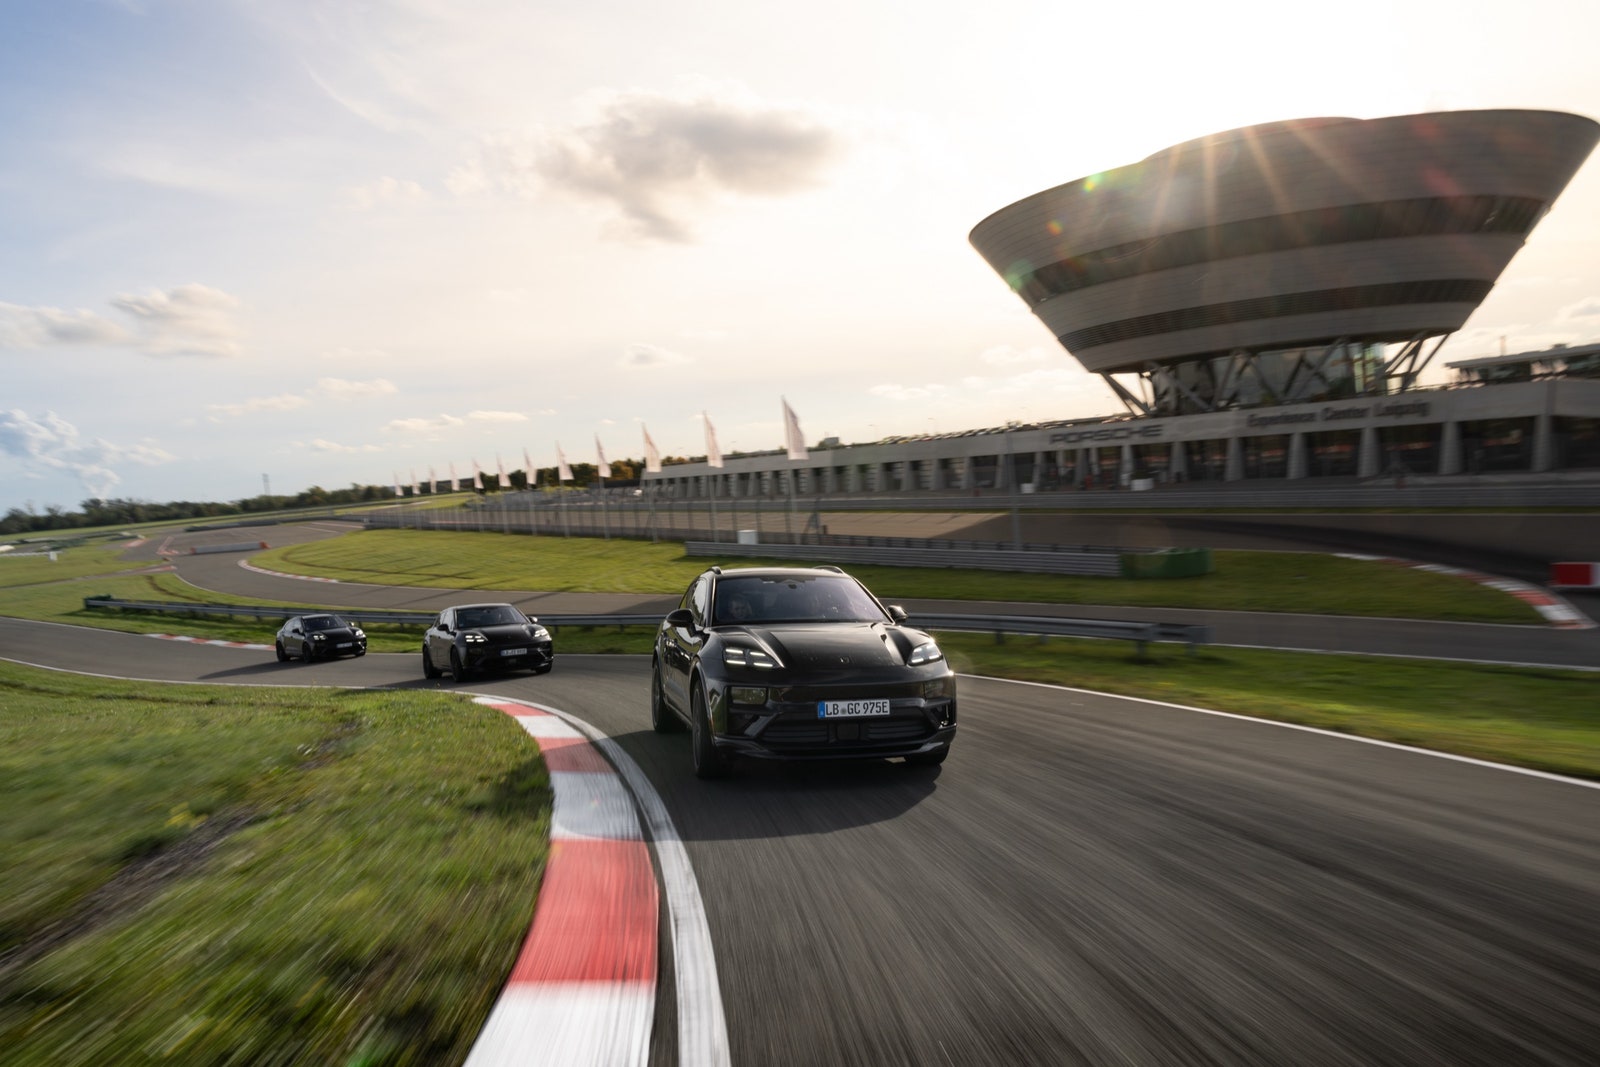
[
  {"x1": 1336, "y1": 554, "x2": 1595, "y2": 629},
  {"x1": 240, "y1": 560, "x2": 340, "y2": 583},
  {"x1": 144, "y1": 633, "x2": 272, "y2": 650},
  {"x1": 465, "y1": 696, "x2": 729, "y2": 1067}
]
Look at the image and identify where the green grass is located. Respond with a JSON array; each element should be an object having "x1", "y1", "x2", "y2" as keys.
[
  {"x1": 0, "y1": 663, "x2": 548, "y2": 1066},
  {"x1": 257, "y1": 529, "x2": 1542, "y2": 623},
  {"x1": 936, "y1": 633, "x2": 1600, "y2": 780},
  {"x1": 0, "y1": 543, "x2": 159, "y2": 589}
]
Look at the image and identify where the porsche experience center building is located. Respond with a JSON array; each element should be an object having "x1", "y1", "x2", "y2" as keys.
[{"x1": 647, "y1": 110, "x2": 1600, "y2": 497}]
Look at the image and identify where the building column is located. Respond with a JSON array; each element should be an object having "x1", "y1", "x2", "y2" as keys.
[
  {"x1": 1357, "y1": 426, "x2": 1380, "y2": 478},
  {"x1": 1077, "y1": 447, "x2": 1093, "y2": 487},
  {"x1": 1287, "y1": 432, "x2": 1308, "y2": 479},
  {"x1": 1439, "y1": 421, "x2": 1462, "y2": 475},
  {"x1": 1119, "y1": 444, "x2": 1134, "y2": 486},
  {"x1": 1169, "y1": 440, "x2": 1188, "y2": 482},
  {"x1": 1225, "y1": 437, "x2": 1243, "y2": 481},
  {"x1": 1533, "y1": 411, "x2": 1555, "y2": 472}
]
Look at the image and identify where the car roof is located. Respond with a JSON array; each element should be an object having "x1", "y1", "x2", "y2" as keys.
[
  {"x1": 449, "y1": 602, "x2": 518, "y2": 610},
  {"x1": 708, "y1": 566, "x2": 848, "y2": 580}
]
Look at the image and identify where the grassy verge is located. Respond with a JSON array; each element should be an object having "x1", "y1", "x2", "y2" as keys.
[
  {"x1": 256, "y1": 530, "x2": 1541, "y2": 623},
  {"x1": 935, "y1": 633, "x2": 1600, "y2": 780},
  {"x1": 0, "y1": 663, "x2": 548, "y2": 1066}
]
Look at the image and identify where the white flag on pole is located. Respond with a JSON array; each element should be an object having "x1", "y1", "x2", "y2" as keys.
[
  {"x1": 523, "y1": 448, "x2": 534, "y2": 485},
  {"x1": 428, "y1": 466, "x2": 436, "y2": 494},
  {"x1": 703, "y1": 411, "x2": 723, "y2": 469},
  {"x1": 449, "y1": 461, "x2": 458, "y2": 491},
  {"x1": 643, "y1": 425, "x2": 662, "y2": 474},
  {"x1": 472, "y1": 459, "x2": 483, "y2": 491},
  {"x1": 409, "y1": 469, "x2": 418, "y2": 496},
  {"x1": 782, "y1": 397, "x2": 808, "y2": 462},
  {"x1": 556, "y1": 443, "x2": 573, "y2": 482},
  {"x1": 595, "y1": 435, "x2": 609, "y2": 473},
  {"x1": 392, "y1": 472, "x2": 401, "y2": 497},
  {"x1": 497, "y1": 453, "x2": 507, "y2": 490}
]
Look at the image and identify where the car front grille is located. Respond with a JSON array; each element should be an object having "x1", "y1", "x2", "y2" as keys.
[{"x1": 759, "y1": 715, "x2": 934, "y2": 748}]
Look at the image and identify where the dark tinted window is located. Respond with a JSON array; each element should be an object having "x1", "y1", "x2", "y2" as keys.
[
  {"x1": 456, "y1": 605, "x2": 523, "y2": 628},
  {"x1": 714, "y1": 574, "x2": 887, "y2": 624}
]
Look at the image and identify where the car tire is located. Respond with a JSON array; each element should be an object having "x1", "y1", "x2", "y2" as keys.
[
  {"x1": 449, "y1": 648, "x2": 470, "y2": 682},
  {"x1": 690, "y1": 683, "x2": 728, "y2": 779},
  {"x1": 300, "y1": 643, "x2": 313, "y2": 663},
  {"x1": 422, "y1": 646, "x2": 442, "y2": 679},
  {"x1": 906, "y1": 745, "x2": 950, "y2": 767},
  {"x1": 275, "y1": 641, "x2": 288, "y2": 663},
  {"x1": 650, "y1": 663, "x2": 680, "y2": 733}
]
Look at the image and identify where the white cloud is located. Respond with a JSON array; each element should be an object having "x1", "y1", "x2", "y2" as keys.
[
  {"x1": 980, "y1": 344, "x2": 1052, "y2": 366},
  {"x1": 387, "y1": 414, "x2": 466, "y2": 432},
  {"x1": 466, "y1": 410, "x2": 528, "y2": 423},
  {"x1": 0, "y1": 303, "x2": 130, "y2": 349},
  {"x1": 207, "y1": 394, "x2": 311, "y2": 419},
  {"x1": 109, "y1": 284, "x2": 245, "y2": 357},
  {"x1": 619, "y1": 342, "x2": 689, "y2": 368},
  {"x1": 313, "y1": 377, "x2": 398, "y2": 399},
  {"x1": 307, "y1": 438, "x2": 382, "y2": 454},
  {"x1": 869, "y1": 383, "x2": 952, "y2": 402},
  {"x1": 0, "y1": 409, "x2": 173, "y2": 498},
  {"x1": 1558, "y1": 296, "x2": 1600, "y2": 321},
  {"x1": 452, "y1": 88, "x2": 842, "y2": 242},
  {"x1": 346, "y1": 176, "x2": 428, "y2": 210}
]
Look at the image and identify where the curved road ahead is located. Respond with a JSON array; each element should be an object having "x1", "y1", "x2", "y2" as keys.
[{"x1": 7, "y1": 524, "x2": 1597, "y2": 1064}]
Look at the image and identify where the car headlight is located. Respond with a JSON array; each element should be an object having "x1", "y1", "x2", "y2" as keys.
[
  {"x1": 352, "y1": 627, "x2": 365, "y2": 638},
  {"x1": 529, "y1": 626, "x2": 550, "y2": 640},
  {"x1": 463, "y1": 631, "x2": 487, "y2": 644},
  {"x1": 908, "y1": 641, "x2": 943, "y2": 665},
  {"x1": 724, "y1": 647, "x2": 781, "y2": 670},
  {"x1": 310, "y1": 633, "x2": 327, "y2": 642}
]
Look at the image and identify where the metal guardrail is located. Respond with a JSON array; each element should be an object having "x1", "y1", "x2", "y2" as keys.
[
  {"x1": 684, "y1": 540, "x2": 1124, "y2": 576},
  {"x1": 81, "y1": 597, "x2": 1209, "y2": 654},
  {"x1": 81, "y1": 598, "x2": 658, "y2": 628}
]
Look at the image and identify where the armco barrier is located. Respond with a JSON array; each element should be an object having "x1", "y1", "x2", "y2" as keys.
[
  {"x1": 191, "y1": 541, "x2": 268, "y2": 555},
  {"x1": 81, "y1": 598, "x2": 1209, "y2": 654},
  {"x1": 684, "y1": 540, "x2": 1124, "y2": 576},
  {"x1": 1550, "y1": 562, "x2": 1599, "y2": 589}
]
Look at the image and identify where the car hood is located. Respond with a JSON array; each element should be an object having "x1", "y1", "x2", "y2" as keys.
[
  {"x1": 734, "y1": 622, "x2": 912, "y2": 669},
  {"x1": 465, "y1": 623, "x2": 539, "y2": 641}
]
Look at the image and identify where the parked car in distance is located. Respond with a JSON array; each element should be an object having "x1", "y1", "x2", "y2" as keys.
[
  {"x1": 276, "y1": 613, "x2": 367, "y2": 662},
  {"x1": 652, "y1": 565, "x2": 957, "y2": 778},
  {"x1": 422, "y1": 602, "x2": 553, "y2": 682}
]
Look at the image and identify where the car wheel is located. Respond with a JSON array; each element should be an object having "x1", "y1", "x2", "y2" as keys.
[
  {"x1": 422, "y1": 646, "x2": 442, "y2": 679},
  {"x1": 449, "y1": 648, "x2": 470, "y2": 682},
  {"x1": 300, "y1": 642, "x2": 313, "y2": 663},
  {"x1": 275, "y1": 641, "x2": 288, "y2": 663},
  {"x1": 906, "y1": 745, "x2": 950, "y2": 767},
  {"x1": 650, "y1": 663, "x2": 680, "y2": 733},
  {"x1": 690, "y1": 683, "x2": 728, "y2": 779}
]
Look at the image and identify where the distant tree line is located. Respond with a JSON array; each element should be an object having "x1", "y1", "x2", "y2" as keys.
[
  {"x1": 0, "y1": 483, "x2": 396, "y2": 535},
  {"x1": 0, "y1": 454, "x2": 704, "y2": 534}
]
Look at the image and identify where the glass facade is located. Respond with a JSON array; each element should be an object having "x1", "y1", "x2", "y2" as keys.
[{"x1": 1149, "y1": 341, "x2": 1389, "y2": 416}]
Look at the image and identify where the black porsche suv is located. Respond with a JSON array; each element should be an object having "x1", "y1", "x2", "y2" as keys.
[{"x1": 651, "y1": 565, "x2": 956, "y2": 778}]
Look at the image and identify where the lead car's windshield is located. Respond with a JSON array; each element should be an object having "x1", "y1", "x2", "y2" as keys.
[
  {"x1": 714, "y1": 575, "x2": 888, "y2": 625},
  {"x1": 457, "y1": 606, "x2": 523, "y2": 628}
]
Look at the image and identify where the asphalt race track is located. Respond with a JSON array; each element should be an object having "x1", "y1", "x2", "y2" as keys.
[{"x1": 8, "y1": 526, "x2": 1600, "y2": 1064}]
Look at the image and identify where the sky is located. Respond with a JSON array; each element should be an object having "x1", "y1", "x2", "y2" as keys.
[{"x1": 3, "y1": 0, "x2": 1600, "y2": 511}]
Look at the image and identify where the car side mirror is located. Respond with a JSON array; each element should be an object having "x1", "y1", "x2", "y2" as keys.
[
  {"x1": 887, "y1": 605, "x2": 908, "y2": 624},
  {"x1": 666, "y1": 608, "x2": 695, "y2": 629}
]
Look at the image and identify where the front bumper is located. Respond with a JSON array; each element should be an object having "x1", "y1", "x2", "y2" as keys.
[
  {"x1": 461, "y1": 641, "x2": 554, "y2": 671},
  {"x1": 709, "y1": 681, "x2": 957, "y2": 761}
]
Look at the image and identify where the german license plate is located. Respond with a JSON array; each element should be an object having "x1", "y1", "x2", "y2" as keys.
[
  {"x1": 336, "y1": 642, "x2": 352, "y2": 649},
  {"x1": 818, "y1": 699, "x2": 890, "y2": 718},
  {"x1": 500, "y1": 648, "x2": 526, "y2": 657}
]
